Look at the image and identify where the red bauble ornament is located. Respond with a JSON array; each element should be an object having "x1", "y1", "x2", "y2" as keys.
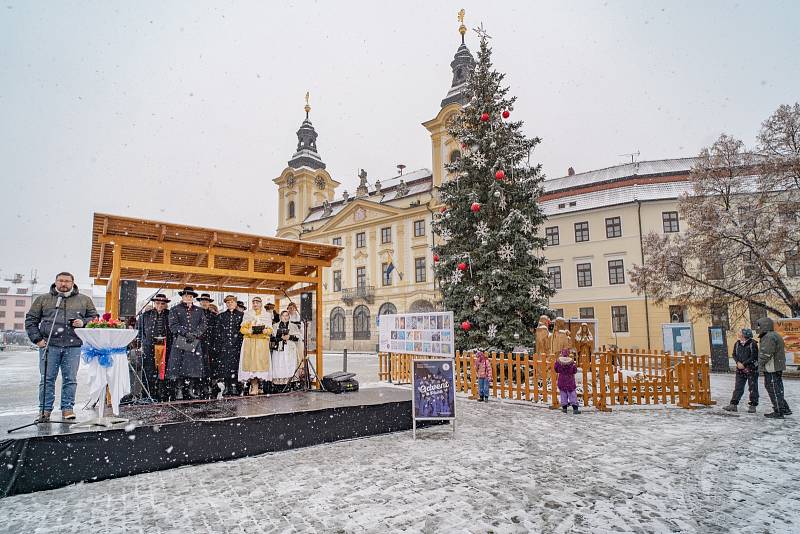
[
  {"x1": 502, "y1": 110, "x2": 510, "y2": 119},
  {"x1": 470, "y1": 202, "x2": 481, "y2": 213},
  {"x1": 439, "y1": 206, "x2": 447, "y2": 213},
  {"x1": 461, "y1": 320, "x2": 472, "y2": 331},
  {"x1": 495, "y1": 170, "x2": 506, "y2": 180},
  {"x1": 433, "y1": 254, "x2": 440, "y2": 262},
  {"x1": 457, "y1": 262, "x2": 467, "y2": 271},
  {"x1": 480, "y1": 112, "x2": 490, "y2": 122}
]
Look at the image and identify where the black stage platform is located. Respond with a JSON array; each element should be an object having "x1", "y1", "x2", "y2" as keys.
[{"x1": 0, "y1": 387, "x2": 419, "y2": 498}]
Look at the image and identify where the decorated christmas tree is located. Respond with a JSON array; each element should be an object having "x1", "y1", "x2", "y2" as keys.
[{"x1": 433, "y1": 31, "x2": 553, "y2": 352}]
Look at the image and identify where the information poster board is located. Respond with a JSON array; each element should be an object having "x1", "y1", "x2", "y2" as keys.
[
  {"x1": 378, "y1": 312, "x2": 454, "y2": 357},
  {"x1": 775, "y1": 318, "x2": 800, "y2": 367},
  {"x1": 411, "y1": 358, "x2": 456, "y2": 438},
  {"x1": 662, "y1": 323, "x2": 695, "y2": 353}
]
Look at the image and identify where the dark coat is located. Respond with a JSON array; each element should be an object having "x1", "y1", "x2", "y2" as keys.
[
  {"x1": 201, "y1": 308, "x2": 217, "y2": 377},
  {"x1": 167, "y1": 302, "x2": 207, "y2": 379},
  {"x1": 554, "y1": 357, "x2": 578, "y2": 392},
  {"x1": 757, "y1": 317, "x2": 786, "y2": 372},
  {"x1": 732, "y1": 338, "x2": 759, "y2": 373},
  {"x1": 212, "y1": 309, "x2": 244, "y2": 379},
  {"x1": 25, "y1": 284, "x2": 98, "y2": 347}
]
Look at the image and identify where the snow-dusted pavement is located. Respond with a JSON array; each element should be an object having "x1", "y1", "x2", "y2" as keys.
[{"x1": 1, "y1": 361, "x2": 799, "y2": 533}]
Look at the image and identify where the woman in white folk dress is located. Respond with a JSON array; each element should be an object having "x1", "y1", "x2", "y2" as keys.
[
  {"x1": 271, "y1": 310, "x2": 301, "y2": 386},
  {"x1": 238, "y1": 296, "x2": 273, "y2": 395}
]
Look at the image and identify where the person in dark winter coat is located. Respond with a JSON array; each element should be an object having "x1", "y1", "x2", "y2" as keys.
[
  {"x1": 167, "y1": 286, "x2": 207, "y2": 399},
  {"x1": 25, "y1": 272, "x2": 98, "y2": 421},
  {"x1": 554, "y1": 348, "x2": 580, "y2": 414},
  {"x1": 723, "y1": 328, "x2": 759, "y2": 413},
  {"x1": 212, "y1": 295, "x2": 244, "y2": 396},
  {"x1": 196, "y1": 293, "x2": 217, "y2": 398},
  {"x1": 756, "y1": 317, "x2": 792, "y2": 419},
  {"x1": 139, "y1": 294, "x2": 172, "y2": 401}
]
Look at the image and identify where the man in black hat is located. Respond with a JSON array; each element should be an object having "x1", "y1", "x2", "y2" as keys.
[
  {"x1": 213, "y1": 295, "x2": 244, "y2": 396},
  {"x1": 167, "y1": 286, "x2": 207, "y2": 400},
  {"x1": 139, "y1": 293, "x2": 172, "y2": 401},
  {"x1": 236, "y1": 301, "x2": 247, "y2": 313},
  {"x1": 196, "y1": 293, "x2": 217, "y2": 398}
]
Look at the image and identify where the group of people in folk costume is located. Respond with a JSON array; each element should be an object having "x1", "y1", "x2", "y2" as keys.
[{"x1": 138, "y1": 286, "x2": 306, "y2": 401}]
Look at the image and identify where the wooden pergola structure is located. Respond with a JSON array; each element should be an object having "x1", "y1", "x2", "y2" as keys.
[{"x1": 89, "y1": 212, "x2": 341, "y2": 380}]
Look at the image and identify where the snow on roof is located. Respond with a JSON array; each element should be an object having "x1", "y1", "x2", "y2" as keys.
[
  {"x1": 543, "y1": 157, "x2": 697, "y2": 194},
  {"x1": 540, "y1": 181, "x2": 694, "y2": 216},
  {"x1": 303, "y1": 169, "x2": 432, "y2": 224}
]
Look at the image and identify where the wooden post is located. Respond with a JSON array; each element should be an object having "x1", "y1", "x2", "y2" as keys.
[
  {"x1": 109, "y1": 244, "x2": 122, "y2": 319},
  {"x1": 315, "y1": 279, "x2": 323, "y2": 386}
]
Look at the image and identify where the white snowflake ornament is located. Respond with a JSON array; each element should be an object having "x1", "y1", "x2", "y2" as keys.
[
  {"x1": 487, "y1": 323, "x2": 497, "y2": 340},
  {"x1": 528, "y1": 285, "x2": 541, "y2": 300},
  {"x1": 475, "y1": 221, "x2": 490, "y2": 240},
  {"x1": 439, "y1": 228, "x2": 452, "y2": 242},
  {"x1": 451, "y1": 268, "x2": 464, "y2": 285},
  {"x1": 498, "y1": 243, "x2": 515, "y2": 262},
  {"x1": 470, "y1": 151, "x2": 487, "y2": 169}
]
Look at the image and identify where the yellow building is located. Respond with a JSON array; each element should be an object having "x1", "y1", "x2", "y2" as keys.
[{"x1": 272, "y1": 22, "x2": 756, "y2": 357}]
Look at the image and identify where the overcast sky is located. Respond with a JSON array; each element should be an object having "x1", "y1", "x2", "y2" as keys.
[{"x1": 1, "y1": 0, "x2": 798, "y2": 287}]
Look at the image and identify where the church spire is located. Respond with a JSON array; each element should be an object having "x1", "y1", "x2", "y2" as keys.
[
  {"x1": 288, "y1": 92, "x2": 326, "y2": 170},
  {"x1": 440, "y1": 9, "x2": 475, "y2": 108}
]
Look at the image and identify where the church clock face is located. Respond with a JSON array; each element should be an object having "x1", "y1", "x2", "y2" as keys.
[
  {"x1": 286, "y1": 176, "x2": 296, "y2": 189},
  {"x1": 315, "y1": 176, "x2": 326, "y2": 190}
]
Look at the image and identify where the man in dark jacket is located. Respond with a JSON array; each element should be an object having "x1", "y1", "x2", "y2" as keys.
[
  {"x1": 723, "y1": 328, "x2": 759, "y2": 413},
  {"x1": 213, "y1": 295, "x2": 244, "y2": 396},
  {"x1": 756, "y1": 317, "x2": 792, "y2": 419},
  {"x1": 139, "y1": 293, "x2": 172, "y2": 401},
  {"x1": 25, "y1": 272, "x2": 98, "y2": 421},
  {"x1": 167, "y1": 286, "x2": 207, "y2": 400},
  {"x1": 196, "y1": 293, "x2": 217, "y2": 398}
]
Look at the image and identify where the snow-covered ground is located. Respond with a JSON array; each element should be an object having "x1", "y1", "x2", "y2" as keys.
[{"x1": 1, "y1": 351, "x2": 799, "y2": 533}]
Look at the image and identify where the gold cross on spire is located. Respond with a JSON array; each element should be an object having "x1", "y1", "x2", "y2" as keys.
[
  {"x1": 304, "y1": 91, "x2": 311, "y2": 118},
  {"x1": 458, "y1": 9, "x2": 466, "y2": 44}
]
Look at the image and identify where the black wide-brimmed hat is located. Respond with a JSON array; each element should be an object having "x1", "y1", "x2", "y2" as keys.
[
  {"x1": 237, "y1": 300, "x2": 246, "y2": 310},
  {"x1": 178, "y1": 286, "x2": 198, "y2": 297},
  {"x1": 151, "y1": 293, "x2": 171, "y2": 303},
  {"x1": 196, "y1": 293, "x2": 214, "y2": 302}
]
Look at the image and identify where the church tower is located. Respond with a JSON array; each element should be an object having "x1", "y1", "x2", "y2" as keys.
[
  {"x1": 422, "y1": 10, "x2": 475, "y2": 189},
  {"x1": 275, "y1": 94, "x2": 339, "y2": 239}
]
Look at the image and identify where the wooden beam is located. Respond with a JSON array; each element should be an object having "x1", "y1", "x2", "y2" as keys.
[
  {"x1": 110, "y1": 244, "x2": 122, "y2": 319},
  {"x1": 118, "y1": 259, "x2": 319, "y2": 285},
  {"x1": 95, "y1": 216, "x2": 109, "y2": 277},
  {"x1": 98, "y1": 234, "x2": 332, "y2": 267}
]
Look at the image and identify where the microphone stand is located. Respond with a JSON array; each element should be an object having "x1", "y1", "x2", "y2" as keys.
[
  {"x1": 280, "y1": 289, "x2": 326, "y2": 393},
  {"x1": 8, "y1": 296, "x2": 78, "y2": 433}
]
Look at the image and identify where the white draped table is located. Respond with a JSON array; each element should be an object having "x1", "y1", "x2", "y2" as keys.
[{"x1": 75, "y1": 328, "x2": 137, "y2": 423}]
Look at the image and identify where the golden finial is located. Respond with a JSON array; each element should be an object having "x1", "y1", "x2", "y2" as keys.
[
  {"x1": 458, "y1": 9, "x2": 466, "y2": 43},
  {"x1": 304, "y1": 91, "x2": 311, "y2": 118}
]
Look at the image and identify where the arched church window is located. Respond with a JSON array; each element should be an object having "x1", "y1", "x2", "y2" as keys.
[{"x1": 288, "y1": 201, "x2": 296, "y2": 219}]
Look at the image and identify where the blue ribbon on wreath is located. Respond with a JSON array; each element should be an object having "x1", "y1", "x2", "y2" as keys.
[{"x1": 81, "y1": 346, "x2": 127, "y2": 368}]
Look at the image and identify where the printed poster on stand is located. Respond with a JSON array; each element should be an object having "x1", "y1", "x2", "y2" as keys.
[
  {"x1": 378, "y1": 311, "x2": 455, "y2": 358},
  {"x1": 411, "y1": 358, "x2": 456, "y2": 438}
]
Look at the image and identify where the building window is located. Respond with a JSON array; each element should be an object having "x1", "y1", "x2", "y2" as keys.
[
  {"x1": 711, "y1": 303, "x2": 730, "y2": 331},
  {"x1": 381, "y1": 263, "x2": 393, "y2": 286},
  {"x1": 381, "y1": 227, "x2": 392, "y2": 244},
  {"x1": 552, "y1": 308, "x2": 565, "y2": 318},
  {"x1": 662, "y1": 211, "x2": 680, "y2": 233},
  {"x1": 378, "y1": 302, "x2": 397, "y2": 318},
  {"x1": 547, "y1": 266, "x2": 562, "y2": 290},
  {"x1": 332, "y1": 270, "x2": 342, "y2": 292},
  {"x1": 705, "y1": 256, "x2": 724, "y2": 280},
  {"x1": 574, "y1": 222, "x2": 589, "y2": 242},
  {"x1": 353, "y1": 305, "x2": 371, "y2": 340},
  {"x1": 330, "y1": 307, "x2": 346, "y2": 340},
  {"x1": 356, "y1": 267, "x2": 366, "y2": 289},
  {"x1": 14, "y1": 323, "x2": 23, "y2": 330},
  {"x1": 413, "y1": 220, "x2": 425, "y2": 237},
  {"x1": 545, "y1": 226, "x2": 559, "y2": 246},
  {"x1": 332, "y1": 237, "x2": 342, "y2": 246},
  {"x1": 579, "y1": 307, "x2": 594, "y2": 319},
  {"x1": 356, "y1": 232, "x2": 366, "y2": 248},
  {"x1": 14, "y1": 311, "x2": 24, "y2": 318},
  {"x1": 608, "y1": 260, "x2": 625, "y2": 285},
  {"x1": 16, "y1": 288, "x2": 27, "y2": 294},
  {"x1": 0, "y1": 299, "x2": 5, "y2": 306},
  {"x1": 669, "y1": 305, "x2": 686, "y2": 323},
  {"x1": 15, "y1": 300, "x2": 25, "y2": 307},
  {"x1": 605, "y1": 217, "x2": 622, "y2": 238},
  {"x1": 288, "y1": 201, "x2": 295, "y2": 219},
  {"x1": 449, "y1": 150, "x2": 461, "y2": 163},
  {"x1": 0, "y1": 311, "x2": 5, "y2": 317},
  {"x1": 611, "y1": 306, "x2": 629, "y2": 332},
  {"x1": 577, "y1": 263, "x2": 592, "y2": 287},
  {"x1": 415, "y1": 258, "x2": 427, "y2": 283},
  {"x1": 786, "y1": 250, "x2": 800, "y2": 277},
  {"x1": 666, "y1": 255, "x2": 682, "y2": 281}
]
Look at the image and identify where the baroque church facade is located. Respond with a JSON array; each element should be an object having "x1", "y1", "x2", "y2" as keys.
[{"x1": 272, "y1": 22, "x2": 755, "y2": 357}]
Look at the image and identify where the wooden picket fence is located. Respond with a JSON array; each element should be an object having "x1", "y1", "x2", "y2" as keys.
[{"x1": 377, "y1": 349, "x2": 713, "y2": 411}]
